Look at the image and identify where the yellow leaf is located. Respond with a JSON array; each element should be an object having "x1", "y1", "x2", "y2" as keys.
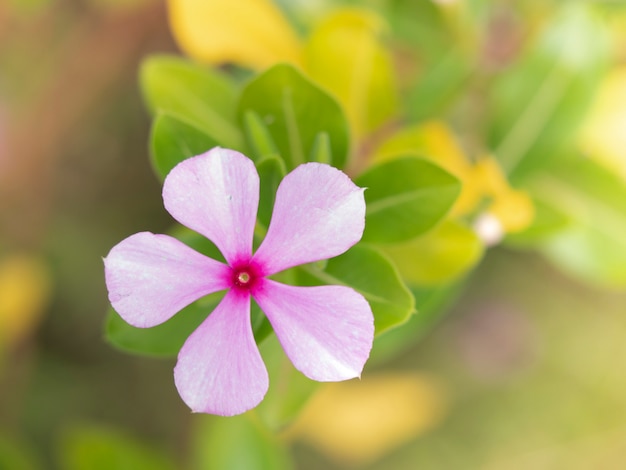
[
  {"x1": 288, "y1": 372, "x2": 447, "y2": 465},
  {"x1": 0, "y1": 254, "x2": 51, "y2": 349},
  {"x1": 470, "y1": 157, "x2": 535, "y2": 233},
  {"x1": 579, "y1": 66, "x2": 626, "y2": 181},
  {"x1": 470, "y1": 157, "x2": 509, "y2": 194},
  {"x1": 167, "y1": 0, "x2": 302, "y2": 70},
  {"x1": 374, "y1": 120, "x2": 470, "y2": 176},
  {"x1": 489, "y1": 189, "x2": 535, "y2": 233},
  {"x1": 304, "y1": 8, "x2": 398, "y2": 136}
]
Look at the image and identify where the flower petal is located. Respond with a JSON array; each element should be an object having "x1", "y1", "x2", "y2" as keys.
[
  {"x1": 253, "y1": 163, "x2": 365, "y2": 275},
  {"x1": 163, "y1": 147, "x2": 259, "y2": 265},
  {"x1": 253, "y1": 280, "x2": 374, "y2": 381},
  {"x1": 174, "y1": 290, "x2": 268, "y2": 416},
  {"x1": 104, "y1": 232, "x2": 230, "y2": 328}
]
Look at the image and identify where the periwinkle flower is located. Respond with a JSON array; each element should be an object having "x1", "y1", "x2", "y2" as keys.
[{"x1": 104, "y1": 147, "x2": 374, "y2": 416}]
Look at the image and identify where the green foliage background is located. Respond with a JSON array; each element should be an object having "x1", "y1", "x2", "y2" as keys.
[{"x1": 1, "y1": 0, "x2": 626, "y2": 468}]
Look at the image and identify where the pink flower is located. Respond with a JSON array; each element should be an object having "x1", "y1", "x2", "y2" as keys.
[{"x1": 104, "y1": 147, "x2": 374, "y2": 416}]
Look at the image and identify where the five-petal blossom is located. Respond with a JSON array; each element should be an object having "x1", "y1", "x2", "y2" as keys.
[{"x1": 104, "y1": 147, "x2": 374, "y2": 416}]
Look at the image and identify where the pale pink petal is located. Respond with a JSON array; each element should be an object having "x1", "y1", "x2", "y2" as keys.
[
  {"x1": 253, "y1": 280, "x2": 374, "y2": 381},
  {"x1": 252, "y1": 163, "x2": 365, "y2": 275},
  {"x1": 104, "y1": 232, "x2": 230, "y2": 328},
  {"x1": 174, "y1": 290, "x2": 268, "y2": 416},
  {"x1": 162, "y1": 148, "x2": 259, "y2": 265}
]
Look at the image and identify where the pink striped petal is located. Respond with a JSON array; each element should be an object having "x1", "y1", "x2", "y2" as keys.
[
  {"x1": 174, "y1": 290, "x2": 268, "y2": 416},
  {"x1": 253, "y1": 280, "x2": 374, "y2": 381},
  {"x1": 163, "y1": 148, "x2": 259, "y2": 265},
  {"x1": 104, "y1": 232, "x2": 231, "y2": 328},
  {"x1": 252, "y1": 163, "x2": 365, "y2": 275}
]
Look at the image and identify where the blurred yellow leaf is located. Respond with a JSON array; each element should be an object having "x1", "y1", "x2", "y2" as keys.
[
  {"x1": 375, "y1": 120, "x2": 470, "y2": 175},
  {"x1": 381, "y1": 219, "x2": 483, "y2": 285},
  {"x1": 0, "y1": 253, "x2": 51, "y2": 349},
  {"x1": 579, "y1": 66, "x2": 626, "y2": 181},
  {"x1": 304, "y1": 8, "x2": 398, "y2": 136},
  {"x1": 470, "y1": 157, "x2": 535, "y2": 233},
  {"x1": 288, "y1": 372, "x2": 447, "y2": 465},
  {"x1": 167, "y1": 0, "x2": 302, "y2": 70}
]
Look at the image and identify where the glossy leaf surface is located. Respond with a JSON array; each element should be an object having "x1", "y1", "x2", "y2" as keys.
[
  {"x1": 150, "y1": 112, "x2": 219, "y2": 180},
  {"x1": 356, "y1": 156, "x2": 461, "y2": 243},
  {"x1": 237, "y1": 64, "x2": 349, "y2": 170},
  {"x1": 140, "y1": 55, "x2": 243, "y2": 149}
]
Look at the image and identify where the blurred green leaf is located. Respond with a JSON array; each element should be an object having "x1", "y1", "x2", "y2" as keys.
[
  {"x1": 505, "y1": 197, "x2": 570, "y2": 246},
  {"x1": 528, "y1": 156, "x2": 626, "y2": 288},
  {"x1": 237, "y1": 64, "x2": 349, "y2": 170},
  {"x1": 408, "y1": 49, "x2": 472, "y2": 121},
  {"x1": 381, "y1": 219, "x2": 484, "y2": 286},
  {"x1": 304, "y1": 8, "x2": 398, "y2": 135},
  {"x1": 256, "y1": 334, "x2": 319, "y2": 431},
  {"x1": 150, "y1": 112, "x2": 219, "y2": 180},
  {"x1": 355, "y1": 156, "x2": 461, "y2": 243},
  {"x1": 0, "y1": 434, "x2": 40, "y2": 470},
  {"x1": 297, "y1": 244, "x2": 415, "y2": 335},
  {"x1": 384, "y1": 0, "x2": 453, "y2": 61},
  {"x1": 369, "y1": 282, "x2": 464, "y2": 365},
  {"x1": 140, "y1": 55, "x2": 243, "y2": 149},
  {"x1": 192, "y1": 413, "x2": 293, "y2": 470},
  {"x1": 58, "y1": 426, "x2": 176, "y2": 470},
  {"x1": 489, "y1": 3, "x2": 609, "y2": 181}
]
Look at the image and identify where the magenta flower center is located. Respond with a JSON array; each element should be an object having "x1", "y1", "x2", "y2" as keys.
[{"x1": 231, "y1": 263, "x2": 261, "y2": 291}]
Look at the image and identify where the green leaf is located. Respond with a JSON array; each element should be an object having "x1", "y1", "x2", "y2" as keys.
[
  {"x1": 150, "y1": 112, "x2": 219, "y2": 180},
  {"x1": 381, "y1": 219, "x2": 484, "y2": 286},
  {"x1": 505, "y1": 197, "x2": 570, "y2": 247},
  {"x1": 105, "y1": 294, "x2": 223, "y2": 358},
  {"x1": 383, "y1": 0, "x2": 453, "y2": 61},
  {"x1": 0, "y1": 435, "x2": 40, "y2": 470},
  {"x1": 256, "y1": 334, "x2": 319, "y2": 431},
  {"x1": 243, "y1": 110, "x2": 282, "y2": 161},
  {"x1": 237, "y1": 64, "x2": 349, "y2": 170},
  {"x1": 58, "y1": 426, "x2": 176, "y2": 470},
  {"x1": 191, "y1": 413, "x2": 294, "y2": 470},
  {"x1": 355, "y1": 156, "x2": 461, "y2": 243},
  {"x1": 297, "y1": 244, "x2": 415, "y2": 335},
  {"x1": 170, "y1": 225, "x2": 225, "y2": 262},
  {"x1": 140, "y1": 55, "x2": 243, "y2": 149},
  {"x1": 489, "y1": 3, "x2": 609, "y2": 181},
  {"x1": 309, "y1": 132, "x2": 331, "y2": 164},
  {"x1": 408, "y1": 48, "x2": 472, "y2": 121},
  {"x1": 527, "y1": 156, "x2": 626, "y2": 288},
  {"x1": 251, "y1": 299, "x2": 273, "y2": 345},
  {"x1": 256, "y1": 156, "x2": 286, "y2": 230}
]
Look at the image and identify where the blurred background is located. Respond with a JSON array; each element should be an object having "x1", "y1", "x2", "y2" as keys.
[{"x1": 2, "y1": 0, "x2": 626, "y2": 469}]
